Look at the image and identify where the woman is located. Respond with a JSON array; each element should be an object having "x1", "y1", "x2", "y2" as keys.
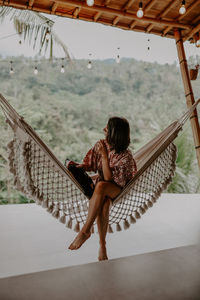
[{"x1": 68, "y1": 117, "x2": 137, "y2": 261}]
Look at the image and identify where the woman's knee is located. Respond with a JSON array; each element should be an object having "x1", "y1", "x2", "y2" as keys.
[{"x1": 95, "y1": 181, "x2": 108, "y2": 194}]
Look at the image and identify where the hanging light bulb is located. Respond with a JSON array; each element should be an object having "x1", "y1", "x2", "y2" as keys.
[
  {"x1": 60, "y1": 65, "x2": 65, "y2": 73},
  {"x1": 60, "y1": 58, "x2": 65, "y2": 73},
  {"x1": 87, "y1": 61, "x2": 92, "y2": 69},
  {"x1": 86, "y1": 0, "x2": 94, "y2": 6},
  {"x1": 9, "y1": 61, "x2": 14, "y2": 74},
  {"x1": 87, "y1": 53, "x2": 92, "y2": 69},
  {"x1": 147, "y1": 38, "x2": 150, "y2": 51},
  {"x1": 179, "y1": 0, "x2": 186, "y2": 15},
  {"x1": 137, "y1": 2, "x2": 144, "y2": 18},
  {"x1": 116, "y1": 54, "x2": 120, "y2": 64},
  {"x1": 34, "y1": 66, "x2": 38, "y2": 75},
  {"x1": 115, "y1": 47, "x2": 120, "y2": 63},
  {"x1": 45, "y1": 29, "x2": 51, "y2": 41},
  {"x1": 196, "y1": 39, "x2": 200, "y2": 47}
]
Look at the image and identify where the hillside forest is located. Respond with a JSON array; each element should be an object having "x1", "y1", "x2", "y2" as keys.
[{"x1": 0, "y1": 56, "x2": 200, "y2": 204}]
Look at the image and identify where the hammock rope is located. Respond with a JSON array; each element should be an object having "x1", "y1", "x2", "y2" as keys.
[{"x1": 0, "y1": 94, "x2": 199, "y2": 233}]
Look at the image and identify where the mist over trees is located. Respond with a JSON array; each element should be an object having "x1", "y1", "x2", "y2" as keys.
[{"x1": 0, "y1": 56, "x2": 199, "y2": 204}]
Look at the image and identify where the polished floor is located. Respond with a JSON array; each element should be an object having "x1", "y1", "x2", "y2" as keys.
[
  {"x1": 0, "y1": 193, "x2": 200, "y2": 279},
  {"x1": 0, "y1": 244, "x2": 200, "y2": 300}
]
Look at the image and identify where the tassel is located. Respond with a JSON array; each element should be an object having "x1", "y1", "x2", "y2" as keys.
[
  {"x1": 66, "y1": 218, "x2": 73, "y2": 229},
  {"x1": 143, "y1": 203, "x2": 148, "y2": 211},
  {"x1": 130, "y1": 215, "x2": 136, "y2": 224},
  {"x1": 135, "y1": 211, "x2": 141, "y2": 219},
  {"x1": 147, "y1": 201, "x2": 153, "y2": 208},
  {"x1": 37, "y1": 199, "x2": 42, "y2": 206},
  {"x1": 108, "y1": 224, "x2": 113, "y2": 233},
  {"x1": 59, "y1": 215, "x2": 66, "y2": 224},
  {"x1": 74, "y1": 222, "x2": 80, "y2": 232},
  {"x1": 47, "y1": 205, "x2": 53, "y2": 213},
  {"x1": 123, "y1": 219, "x2": 130, "y2": 230},
  {"x1": 7, "y1": 141, "x2": 14, "y2": 149},
  {"x1": 152, "y1": 197, "x2": 157, "y2": 203},
  {"x1": 139, "y1": 207, "x2": 146, "y2": 214},
  {"x1": 52, "y1": 210, "x2": 59, "y2": 219},
  {"x1": 116, "y1": 223, "x2": 122, "y2": 231},
  {"x1": 42, "y1": 200, "x2": 48, "y2": 208}
]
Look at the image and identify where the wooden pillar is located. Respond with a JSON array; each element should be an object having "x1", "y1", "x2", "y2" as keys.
[{"x1": 174, "y1": 28, "x2": 200, "y2": 169}]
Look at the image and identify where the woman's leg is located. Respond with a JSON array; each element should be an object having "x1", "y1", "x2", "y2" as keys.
[
  {"x1": 96, "y1": 197, "x2": 112, "y2": 261},
  {"x1": 68, "y1": 181, "x2": 121, "y2": 250}
]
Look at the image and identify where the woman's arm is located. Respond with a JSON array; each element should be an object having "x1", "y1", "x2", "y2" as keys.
[{"x1": 98, "y1": 140, "x2": 113, "y2": 181}]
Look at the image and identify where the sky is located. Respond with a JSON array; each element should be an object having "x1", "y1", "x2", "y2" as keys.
[{"x1": 0, "y1": 14, "x2": 200, "y2": 65}]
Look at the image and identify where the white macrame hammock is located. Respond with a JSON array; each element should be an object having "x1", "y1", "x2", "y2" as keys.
[{"x1": 0, "y1": 94, "x2": 199, "y2": 233}]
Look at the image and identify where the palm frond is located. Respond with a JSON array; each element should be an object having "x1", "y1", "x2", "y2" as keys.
[{"x1": 0, "y1": 6, "x2": 71, "y2": 59}]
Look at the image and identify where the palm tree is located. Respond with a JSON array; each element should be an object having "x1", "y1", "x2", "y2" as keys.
[{"x1": 0, "y1": 6, "x2": 71, "y2": 59}]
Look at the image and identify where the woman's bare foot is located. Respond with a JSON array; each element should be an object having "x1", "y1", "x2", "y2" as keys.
[
  {"x1": 98, "y1": 245, "x2": 108, "y2": 261},
  {"x1": 68, "y1": 231, "x2": 91, "y2": 250}
]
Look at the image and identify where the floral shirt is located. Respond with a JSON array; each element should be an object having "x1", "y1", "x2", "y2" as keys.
[{"x1": 82, "y1": 140, "x2": 137, "y2": 188}]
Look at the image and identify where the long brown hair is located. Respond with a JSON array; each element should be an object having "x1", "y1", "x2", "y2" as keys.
[{"x1": 106, "y1": 117, "x2": 130, "y2": 153}]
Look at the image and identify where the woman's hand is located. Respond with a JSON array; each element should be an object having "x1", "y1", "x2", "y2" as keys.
[{"x1": 98, "y1": 140, "x2": 108, "y2": 159}]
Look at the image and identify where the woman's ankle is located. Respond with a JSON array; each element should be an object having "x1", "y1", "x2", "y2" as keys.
[{"x1": 99, "y1": 242, "x2": 106, "y2": 248}]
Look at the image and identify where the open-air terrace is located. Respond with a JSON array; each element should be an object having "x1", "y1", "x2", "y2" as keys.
[{"x1": 0, "y1": 193, "x2": 200, "y2": 299}]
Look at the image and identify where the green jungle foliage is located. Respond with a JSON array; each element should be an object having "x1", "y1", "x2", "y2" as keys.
[{"x1": 0, "y1": 56, "x2": 199, "y2": 204}]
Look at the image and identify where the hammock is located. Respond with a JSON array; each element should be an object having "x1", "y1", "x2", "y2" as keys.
[{"x1": 0, "y1": 93, "x2": 199, "y2": 233}]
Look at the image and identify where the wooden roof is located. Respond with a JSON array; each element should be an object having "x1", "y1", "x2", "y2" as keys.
[{"x1": 1, "y1": 0, "x2": 200, "y2": 43}]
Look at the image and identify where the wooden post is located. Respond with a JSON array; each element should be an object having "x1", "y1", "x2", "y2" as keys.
[{"x1": 174, "y1": 28, "x2": 200, "y2": 169}]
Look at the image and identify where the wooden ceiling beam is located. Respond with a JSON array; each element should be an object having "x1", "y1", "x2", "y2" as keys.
[
  {"x1": 144, "y1": 0, "x2": 157, "y2": 12},
  {"x1": 94, "y1": 0, "x2": 111, "y2": 23},
  {"x1": 51, "y1": 2, "x2": 58, "y2": 14},
  {"x1": 94, "y1": 11, "x2": 101, "y2": 22},
  {"x1": 192, "y1": 15, "x2": 200, "y2": 25},
  {"x1": 73, "y1": 7, "x2": 80, "y2": 17},
  {"x1": 159, "y1": 0, "x2": 179, "y2": 18},
  {"x1": 104, "y1": 0, "x2": 111, "y2": 5},
  {"x1": 183, "y1": 23, "x2": 200, "y2": 42},
  {"x1": 146, "y1": 0, "x2": 179, "y2": 33},
  {"x1": 146, "y1": 23, "x2": 153, "y2": 33},
  {"x1": 113, "y1": 16, "x2": 120, "y2": 25},
  {"x1": 163, "y1": 26, "x2": 172, "y2": 36},
  {"x1": 51, "y1": 0, "x2": 192, "y2": 30},
  {"x1": 123, "y1": 0, "x2": 135, "y2": 11},
  {"x1": 129, "y1": 20, "x2": 137, "y2": 29},
  {"x1": 115, "y1": 0, "x2": 136, "y2": 26},
  {"x1": 28, "y1": 0, "x2": 34, "y2": 8}
]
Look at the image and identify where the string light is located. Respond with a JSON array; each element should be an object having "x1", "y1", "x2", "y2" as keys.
[
  {"x1": 45, "y1": 29, "x2": 51, "y2": 41},
  {"x1": 60, "y1": 65, "x2": 65, "y2": 73},
  {"x1": 86, "y1": 0, "x2": 94, "y2": 6},
  {"x1": 179, "y1": 0, "x2": 186, "y2": 15},
  {"x1": 137, "y1": 2, "x2": 144, "y2": 18},
  {"x1": 9, "y1": 61, "x2": 14, "y2": 74},
  {"x1": 34, "y1": 66, "x2": 38, "y2": 75},
  {"x1": 116, "y1": 47, "x2": 120, "y2": 63},
  {"x1": 147, "y1": 38, "x2": 150, "y2": 51},
  {"x1": 196, "y1": 39, "x2": 200, "y2": 47},
  {"x1": 87, "y1": 53, "x2": 92, "y2": 69},
  {"x1": 60, "y1": 58, "x2": 65, "y2": 73}
]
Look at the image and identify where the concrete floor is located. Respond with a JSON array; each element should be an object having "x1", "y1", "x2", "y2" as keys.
[
  {"x1": 0, "y1": 193, "x2": 200, "y2": 279},
  {"x1": 0, "y1": 244, "x2": 200, "y2": 300}
]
